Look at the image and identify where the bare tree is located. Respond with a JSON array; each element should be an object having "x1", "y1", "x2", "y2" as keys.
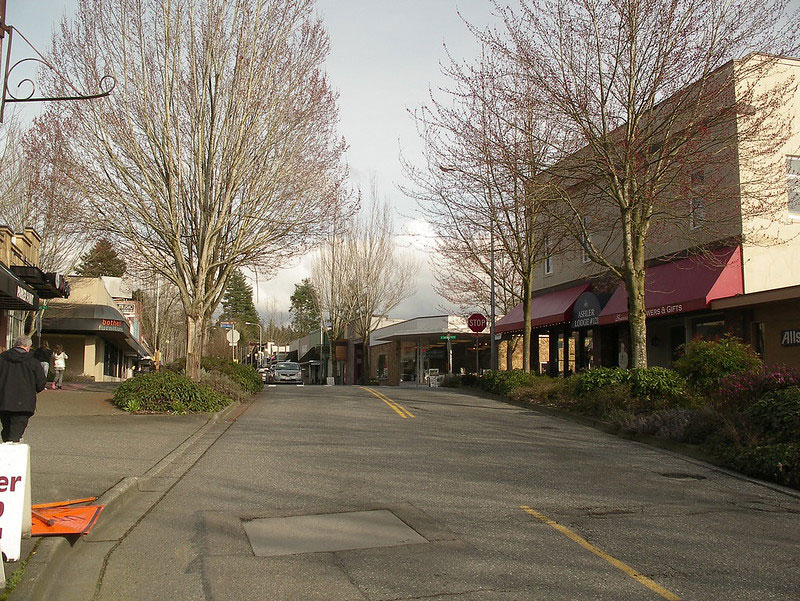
[
  {"x1": 45, "y1": 0, "x2": 350, "y2": 378},
  {"x1": 310, "y1": 221, "x2": 358, "y2": 384},
  {"x1": 487, "y1": 0, "x2": 800, "y2": 368},
  {"x1": 407, "y1": 47, "x2": 560, "y2": 372},
  {"x1": 19, "y1": 110, "x2": 90, "y2": 273},
  {"x1": 347, "y1": 185, "x2": 417, "y2": 380}
]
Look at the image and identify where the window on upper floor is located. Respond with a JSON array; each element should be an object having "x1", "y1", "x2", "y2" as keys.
[
  {"x1": 788, "y1": 156, "x2": 800, "y2": 217},
  {"x1": 689, "y1": 171, "x2": 705, "y2": 230},
  {"x1": 544, "y1": 235, "x2": 553, "y2": 275}
]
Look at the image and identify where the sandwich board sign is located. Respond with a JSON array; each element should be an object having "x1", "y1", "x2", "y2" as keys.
[{"x1": 0, "y1": 443, "x2": 32, "y2": 580}]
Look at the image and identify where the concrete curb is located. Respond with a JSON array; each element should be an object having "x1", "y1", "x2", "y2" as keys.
[{"x1": 5, "y1": 400, "x2": 243, "y2": 601}]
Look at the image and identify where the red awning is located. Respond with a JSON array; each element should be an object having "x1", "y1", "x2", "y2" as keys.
[
  {"x1": 496, "y1": 283, "x2": 591, "y2": 333},
  {"x1": 597, "y1": 246, "x2": 743, "y2": 325}
]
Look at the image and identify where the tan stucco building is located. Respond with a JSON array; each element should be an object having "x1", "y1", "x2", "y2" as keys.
[{"x1": 496, "y1": 54, "x2": 800, "y2": 372}]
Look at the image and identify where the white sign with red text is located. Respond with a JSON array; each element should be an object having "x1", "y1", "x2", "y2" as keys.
[{"x1": 0, "y1": 443, "x2": 32, "y2": 563}]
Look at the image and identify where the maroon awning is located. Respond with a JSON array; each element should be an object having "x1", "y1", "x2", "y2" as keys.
[
  {"x1": 496, "y1": 283, "x2": 591, "y2": 333},
  {"x1": 597, "y1": 246, "x2": 743, "y2": 325}
]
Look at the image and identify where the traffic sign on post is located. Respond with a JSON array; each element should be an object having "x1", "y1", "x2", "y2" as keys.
[
  {"x1": 226, "y1": 329, "x2": 240, "y2": 346},
  {"x1": 220, "y1": 321, "x2": 234, "y2": 330},
  {"x1": 467, "y1": 313, "x2": 487, "y2": 333}
]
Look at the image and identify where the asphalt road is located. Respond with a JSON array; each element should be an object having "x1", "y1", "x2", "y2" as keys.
[{"x1": 63, "y1": 385, "x2": 800, "y2": 600}]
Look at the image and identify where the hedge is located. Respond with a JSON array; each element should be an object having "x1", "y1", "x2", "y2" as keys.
[{"x1": 113, "y1": 370, "x2": 230, "y2": 414}]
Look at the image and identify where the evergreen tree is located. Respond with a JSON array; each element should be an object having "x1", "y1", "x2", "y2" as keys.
[
  {"x1": 289, "y1": 278, "x2": 320, "y2": 337},
  {"x1": 75, "y1": 238, "x2": 126, "y2": 277},
  {"x1": 219, "y1": 270, "x2": 261, "y2": 344}
]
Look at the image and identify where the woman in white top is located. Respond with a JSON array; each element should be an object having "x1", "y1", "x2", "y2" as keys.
[{"x1": 53, "y1": 345, "x2": 68, "y2": 389}]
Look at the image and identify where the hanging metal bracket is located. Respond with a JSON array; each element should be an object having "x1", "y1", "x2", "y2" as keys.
[{"x1": 0, "y1": 11, "x2": 115, "y2": 122}]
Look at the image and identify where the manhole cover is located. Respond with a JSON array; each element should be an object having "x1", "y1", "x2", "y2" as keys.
[
  {"x1": 660, "y1": 472, "x2": 707, "y2": 481},
  {"x1": 243, "y1": 510, "x2": 428, "y2": 557}
]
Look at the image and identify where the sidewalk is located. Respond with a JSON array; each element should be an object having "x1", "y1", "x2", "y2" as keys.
[{"x1": 2, "y1": 382, "x2": 237, "y2": 599}]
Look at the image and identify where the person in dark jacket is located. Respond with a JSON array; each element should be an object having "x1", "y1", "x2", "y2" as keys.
[{"x1": 0, "y1": 334, "x2": 46, "y2": 442}]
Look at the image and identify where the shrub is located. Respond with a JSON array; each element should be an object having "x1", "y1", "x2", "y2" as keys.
[
  {"x1": 616, "y1": 407, "x2": 720, "y2": 442},
  {"x1": 572, "y1": 367, "x2": 691, "y2": 414},
  {"x1": 200, "y1": 370, "x2": 250, "y2": 403},
  {"x1": 715, "y1": 365, "x2": 800, "y2": 410},
  {"x1": 441, "y1": 375, "x2": 461, "y2": 388},
  {"x1": 507, "y1": 376, "x2": 571, "y2": 405},
  {"x1": 572, "y1": 367, "x2": 629, "y2": 396},
  {"x1": 479, "y1": 370, "x2": 539, "y2": 396},
  {"x1": 673, "y1": 335, "x2": 761, "y2": 395},
  {"x1": 167, "y1": 356, "x2": 262, "y2": 394},
  {"x1": 747, "y1": 387, "x2": 800, "y2": 443},
  {"x1": 460, "y1": 373, "x2": 480, "y2": 388},
  {"x1": 199, "y1": 357, "x2": 262, "y2": 394},
  {"x1": 574, "y1": 382, "x2": 636, "y2": 418},
  {"x1": 113, "y1": 370, "x2": 230, "y2": 414},
  {"x1": 722, "y1": 443, "x2": 800, "y2": 489},
  {"x1": 628, "y1": 367, "x2": 690, "y2": 407}
]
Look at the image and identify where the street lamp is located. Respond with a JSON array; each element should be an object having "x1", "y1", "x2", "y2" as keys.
[{"x1": 245, "y1": 322, "x2": 263, "y2": 366}]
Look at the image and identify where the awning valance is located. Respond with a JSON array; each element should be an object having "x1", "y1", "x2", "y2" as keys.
[
  {"x1": 597, "y1": 246, "x2": 743, "y2": 325},
  {"x1": 495, "y1": 283, "x2": 591, "y2": 333}
]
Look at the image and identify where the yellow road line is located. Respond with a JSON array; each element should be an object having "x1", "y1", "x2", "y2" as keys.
[
  {"x1": 361, "y1": 387, "x2": 415, "y2": 419},
  {"x1": 520, "y1": 506, "x2": 680, "y2": 601}
]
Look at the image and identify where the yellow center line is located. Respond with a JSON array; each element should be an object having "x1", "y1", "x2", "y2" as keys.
[
  {"x1": 520, "y1": 506, "x2": 680, "y2": 601},
  {"x1": 361, "y1": 387, "x2": 415, "y2": 419}
]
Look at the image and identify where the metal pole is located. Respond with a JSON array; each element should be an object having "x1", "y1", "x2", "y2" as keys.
[{"x1": 490, "y1": 228, "x2": 496, "y2": 371}]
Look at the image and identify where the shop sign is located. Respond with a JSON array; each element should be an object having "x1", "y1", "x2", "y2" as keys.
[
  {"x1": 99, "y1": 318, "x2": 124, "y2": 331},
  {"x1": 15, "y1": 285, "x2": 33, "y2": 306},
  {"x1": 780, "y1": 330, "x2": 800, "y2": 346},
  {"x1": 570, "y1": 292, "x2": 603, "y2": 328},
  {"x1": 646, "y1": 303, "x2": 684, "y2": 318}
]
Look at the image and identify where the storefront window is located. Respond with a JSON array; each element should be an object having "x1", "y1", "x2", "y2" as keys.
[
  {"x1": 400, "y1": 341, "x2": 417, "y2": 381},
  {"x1": 692, "y1": 317, "x2": 725, "y2": 341},
  {"x1": 6, "y1": 310, "x2": 26, "y2": 349}
]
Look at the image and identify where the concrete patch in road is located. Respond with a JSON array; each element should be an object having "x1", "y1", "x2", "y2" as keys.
[{"x1": 243, "y1": 509, "x2": 428, "y2": 557}]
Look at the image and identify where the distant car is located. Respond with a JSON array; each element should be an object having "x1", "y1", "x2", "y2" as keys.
[
  {"x1": 269, "y1": 361, "x2": 302, "y2": 383},
  {"x1": 257, "y1": 366, "x2": 270, "y2": 382}
]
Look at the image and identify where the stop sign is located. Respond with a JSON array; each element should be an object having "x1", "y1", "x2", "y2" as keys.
[{"x1": 467, "y1": 313, "x2": 487, "y2": 333}]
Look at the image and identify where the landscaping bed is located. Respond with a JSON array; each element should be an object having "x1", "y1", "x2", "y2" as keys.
[{"x1": 112, "y1": 357, "x2": 263, "y2": 414}]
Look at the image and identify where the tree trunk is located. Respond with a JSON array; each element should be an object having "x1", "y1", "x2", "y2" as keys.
[
  {"x1": 521, "y1": 275, "x2": 534, "y2": 373},
  {"x1": 625, "y1": 267, "x2": 648, "y2": 369},
  {"x1": 186, "y1": 313, "x2": 204, "y2": 380}
]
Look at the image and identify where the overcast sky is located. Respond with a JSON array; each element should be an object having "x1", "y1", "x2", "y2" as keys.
[{"x1": 7, "y1": 0, "x2": 498, "y2": 321}]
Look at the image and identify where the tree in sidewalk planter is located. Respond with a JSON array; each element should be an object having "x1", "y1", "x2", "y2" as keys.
[
  {"x1": 75, "y1": 239, "x2": 127, "y2": 277},
  {"x1": 484, "y1": 0, "x2": 800, "y2": 368},
  {"x1": 407, "y1": 46, "x2": 564, "y2": 373},
  {"x1": 45, "y1": 0, "x2": 351, "y2": 380},
  {"x1": 289, "y1": 278, "x2": 321, "y2": 338}
]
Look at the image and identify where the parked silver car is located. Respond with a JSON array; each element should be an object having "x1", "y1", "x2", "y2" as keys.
[{"x1": 269, "y1": 361, "x2": 302, "y2": 383}]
